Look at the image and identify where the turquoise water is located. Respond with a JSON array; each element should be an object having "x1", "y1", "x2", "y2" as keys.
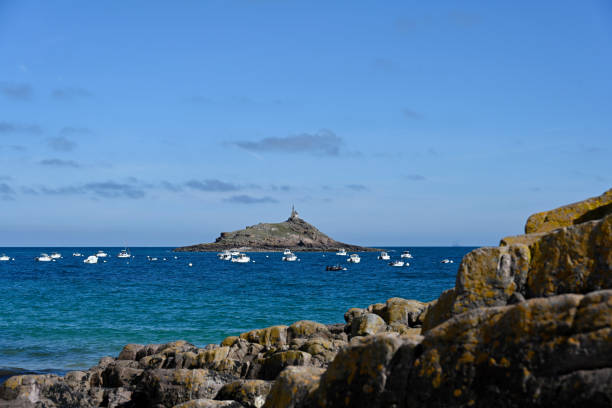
[{"x1": 0, "y1": 247, "x2": 472, "y2": 375}]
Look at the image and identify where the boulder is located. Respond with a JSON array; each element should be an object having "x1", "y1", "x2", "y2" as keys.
[
  {"x1": 215, "y1": 380, "x2": 272, "y2": 408},
  {"x1": 313, "y1": 333, "x2": 405, "y2": 407},
  {"x1": 239, "y1": 326, "x2": 288, "y2": 348},
  {"x1": 350, "y1": 313, "x2": 387, "y2": 337},
  {"x1": 525, "y1": 188, "x2": 612, "y2": 234},
  {"x1": 132, "y1": 368, "x2": 237, "y2": 407},
  {"x1": 526, "y1": 214, "x2": 612, "y2": 297},
  {"x1": 263, "y1": 366, "x2": 325, "y2": 408},
  {"x1": 260, "y1": 351, "x2": 312, "y2": 380},
  {"x1": 405, "y1": 290, "x2": 612, "y2": 407},
  {"x1": 375, "y1": 298, "x2": 427, "y2": 327},
  {"x1": 288, "y1": 321, "x2": 331, "y2": 340}
]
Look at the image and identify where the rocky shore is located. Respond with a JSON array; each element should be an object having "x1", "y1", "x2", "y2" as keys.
[
  {"x1": 2, "y1": 189, "x2": 610, "y2": 407},
  {"x1": 174, "y1": 209, "x2": 379, "y2": 253}
]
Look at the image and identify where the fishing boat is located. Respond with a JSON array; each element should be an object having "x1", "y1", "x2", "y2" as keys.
[
  {"x1": 35, "y1": 254, "x2": 52, "y2": 262},
  {"x1": 389, "y1": 260, "x2": 406, "y2": 267},
  {"x1": 347, "y1": 254, "x2": 361, "y2": 263},
  {"x1": 0, "y1": 254, "x2": 10, "y2": 261},
  {"x1": 231, "y1": 253, "x2": 250, "y2": 263},
  {"x1": 83, "y1": 255, "x2": 98, "y2": 264},
  {"x1": 326, "y1": 265, "x2": 346, "y2": 271},
  {"x1": 335, "y1": 248, "x2": 347, "y2": 256},
  {"x1": 96, "y1": 250, "x2": 108, "y2": 258},
  {"x1": 400, "y1": 251, "x2": 413, "y2": 259},
  {"x1": 117, "y1": 249, "x2": 131, "y2": 258},
  {"x1": 377, "y1": 251, "x2": 390, "y2": 260},
  {"x1": 282, "y1": 252, "x2": 298, "y2": 262},
  {"x1": 50, "y1": 252, "x2": 62, "y2": 259},
  {"x1": 441, "y1": 259, "x2": 454, "y2": 264}
]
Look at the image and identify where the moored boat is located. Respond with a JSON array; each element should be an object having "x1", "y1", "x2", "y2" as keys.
[
  {"x1": 231, "y1": 253, "x2": 250, "y2": 263},
  {"x1": 117, "y1": 249, "x2": 131, "y2": 258},
  {"x1": 400, "y1": 251, "x2": 413, "y2": 259},
  {"x1": 35, "y1": 253, "x2": 52, "y2": 262},
  {"x1": 83, "y1": 255, "x2": 98, "y2": 264},
  {"x1": 347, "y1": 254, "x2": 361, "y2": 263},
  {"x1": 378, "y1": 251, "x2": 390, "y2": 260},
  {"x1": 0, "y1": 254, "x2": 10, "y2": 261},
  {"x1": 282, "y1": 252, "x2": 298, "y2": 262},
  {"x1": 389, "y1": 260, "x2": 405, "y2": 267},
  {"x1": 335, "y1": 248, "x2": 347, "y2": 256},
  {"x1": 96, "y1": 250, "x2": 108, "y2": 258}
]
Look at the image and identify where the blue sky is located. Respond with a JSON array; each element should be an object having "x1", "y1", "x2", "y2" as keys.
[{"x1": 0, "y1": 0, "x2": 611, "y2": 246}]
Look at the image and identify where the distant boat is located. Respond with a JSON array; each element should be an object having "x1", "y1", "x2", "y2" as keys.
[
  {"x1": 378, "y1": 251, "x2": 390, "y2": 260},
  {"x1": 117, "y1": 249, "x2": 131, "y2": 258},
  {"x1": 347, "y1": 254, "x2": 361, "y2": 263},
  {"x1": 282, "y1": 252, "x2": 298, "y2": 262},
  {"x1": 35, "y1": 253, "x2": 52, "y2": 262},
  {"x1": 283, "y1": 249, "x2": 292, "y2": 256},
  {"x1": 326, "y1": 265, "x2": 346, "y2": 271},
  {"x1": 229, "y1": 249, "x2": 240, "y2": 256},
  {"x1": 0, "y1": 254, "x2": 10, "y2": 261},
  {"x1": 72, "y1": 252, "x2": 83, "y2": 257},
  {"x1": 217, "y1": 250, "x2": 232, "y2": 260},
  {"x1": 231, "y1": 253, "x2": 250, "y2": 263},
  {"x1": 50, "y1": 252, "x2": 62, "y2": 259},
  {"x1": 96, "y1": 250, "x2": 108, "y2": 258},
  {"x1": 441, "y1": 259, "x2": 454, "y2": 264},
  {"x1": 336, "y1": 248, "x2": 347, "y2": 256},
  {"x1": 400, "y1": 251, "x2": 413, "y2": 259},
  {"x1": 389, "y1": 260, "x2": 406, "y2": 267},
  {"x1": 83, "y1": 255, "x2": 98, "y2": 264}
]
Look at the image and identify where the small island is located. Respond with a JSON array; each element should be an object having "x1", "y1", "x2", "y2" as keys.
[{"x1": 174, "y1": 206, "x2": 379, "y2": 252}]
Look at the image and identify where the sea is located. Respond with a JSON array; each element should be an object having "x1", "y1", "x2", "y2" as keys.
[{"x1": 0, "y1": 246, "x2": 474, "y2": 383}]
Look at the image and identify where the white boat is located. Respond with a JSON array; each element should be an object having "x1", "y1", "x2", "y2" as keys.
[
  {"x1": 229, "y1": 249, "x2": 240, "y2": 256},
  {"x1": 147, "y1": 256, "x2": 158, "y2": 261},
  {"x1": 441, "y1": 259, "x2": 454, "y2": 264},
  {"x1": 231, "y1": 253, "x2": 250, "y2": 263},
  {"x1": 217, "y1": 250, "x2": 232, "y2": 260},
  {"x1": 389, "y1": 260, "x2": 405, "y2": 267},
  {"x1": 0, "y1": 254, "x2": 10, "y2": 261},
  {"x1": 35, "y1": 253, "x2": 52, "y2": 262},
  {"x1": 83, "y1": 255, "x2": 98, "y2": 264},
  {"x1": 50, "y1": 252, "x2": 62, "y2": 259},
  {"x1": 96, "y1": 250, "x2": 108, "y2": 258},
  {"x1": 283, "y1": 249, "x2": 292, "y2": 256},
  {"x1": 117, "y1": 249, "x2": 131, "y2": 258},
  {"x1": 336, "y1": 248, "x2": 347, "y2": 256},
  {"x1": 400, "y1": 251, "x2": 413, "y2": 259},
  {"x1": 282, "y1": 252, "x2": 298, "y2": 262},
  {"x1": 347, "y1": 254, "x2": 361, "y2": 263},
  {"x1": 378, "y1": 251, "x2": 390, "y2": 260},
  {"x1": 72, "y1": 252, "x2": 83, "y2": 257}
]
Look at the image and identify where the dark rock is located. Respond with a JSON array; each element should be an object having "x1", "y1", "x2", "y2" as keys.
[{"x1": 215, "y1": 380, "x2": 272, "y2": 408}]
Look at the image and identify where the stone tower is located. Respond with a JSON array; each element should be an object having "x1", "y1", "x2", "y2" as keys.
[{"x1": 289, "y1": 205, "x2": 299, "y2": 220}]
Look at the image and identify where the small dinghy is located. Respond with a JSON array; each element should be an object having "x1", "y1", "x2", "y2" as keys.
[{"x1": 326, "y1": 265, "x2": 346, "y2": 271}]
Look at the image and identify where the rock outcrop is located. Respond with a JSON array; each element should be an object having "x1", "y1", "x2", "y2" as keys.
[
  {"x1": 2, "y1": 189, "x2": 610, "y2": 407},
  {"x1": 174, "y1": 211, "x2": 378, "y2": 252}
]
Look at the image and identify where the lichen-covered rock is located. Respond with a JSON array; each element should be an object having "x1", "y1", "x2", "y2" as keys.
[
  {"x1": 421, "y1": 288, "x2": 457, "y2": 332},
  {"x1": 375, "y1": 298, "x2": 427, "y2": 327},
  {"x1": 132, "y1": 368, "x2": 238, "y2": 407},
  {"x1": 313, "y1": 333, "x2": 405, "y2": 408},
  {"x1": 288, "y1": 320, "x2": 331, "y2": 340},
  {"x1": 239, "y1": 326, "x2": 288, "y2": 348},
  {"x1": 215, "y1": 380, "x2": 272, "y2": 408},
  {"x1": 0, "y1": 374, "x2": 101, "y2": 408},
  {"x1": 350, "y1": 313, "x2": 387, "y2": 337},
  {"x1": 174, "y1": 399, "x2": 244, "y2": 408},
  {"x1": 260, "y1": 351, "x2": 312, "y2": 380},
  {"x1": 405, "y1": 290, "x2": 612, "y2": 407},
  {"x1": 525, "y1": 188, "x2": 612, "y2": 234},
  {"x1": 100, "y1": 360, "x2": 143, "y2": 387},
  {"x1": 263, "y1": 366, "x2": 325, "y2": 408},
  {"x1": 527, "y1": 215, "x2": 612, "y2": 298}
]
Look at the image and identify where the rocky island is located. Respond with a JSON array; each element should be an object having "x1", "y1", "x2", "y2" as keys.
[
  {"x1": 1, "y1": 189, "x2": 611, "y2": 407},
  {"x1": 174, "y1": 207, "x2": 379, "y2": 253}
]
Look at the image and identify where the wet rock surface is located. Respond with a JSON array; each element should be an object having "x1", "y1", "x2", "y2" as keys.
[{"x1": 2, "y1": 190, "x2": 611, "y2": 407}]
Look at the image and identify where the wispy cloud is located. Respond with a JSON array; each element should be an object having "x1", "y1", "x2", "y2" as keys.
[
  {"x1": 185, "y1": 179, "x2": 241, "y2": 192},
  {"x1": 51, "y1": 87, "x2": 92, "y2": 101},
  {"x1": 223, "y1": 195, "x2": 278, "y2": 204},
  {"x1": 404, "y1": 174, "x2": 426, "y2": 181},
  {"x1": 402, "y1": 108, "x2": 423, "y2": 119},
  {"x1": 47, "y1": 137, "x2": 77, "y2": 152},
  {"x1": 346, "y1": 184, "x2": 368, "y2": 191},
  {"x1": 0, "y1": 82, "x2": 32, "y2": 101},
  {"x1": 59, "y1": 126, "x2": 93, "y2": 136},
  {"x1": 0, "y1": 183, "x2": 15, "y2": 201},
  {"x1": 39, "y1": 158, "x2": 80, "y2": 168},
  {"x1": 40, "y1": 181, "x2": 145, "y2": 199},
  {"x1": 232, "y1": 129, "x2": 343, "y2": 156},
  {"x1": 0, "y1": 121, "x2": 42, "y2": 134}
]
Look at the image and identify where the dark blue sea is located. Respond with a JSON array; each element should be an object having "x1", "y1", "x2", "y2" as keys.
[{"x1": 0, "y1": 246, "x2": 473, "y2": 382}]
